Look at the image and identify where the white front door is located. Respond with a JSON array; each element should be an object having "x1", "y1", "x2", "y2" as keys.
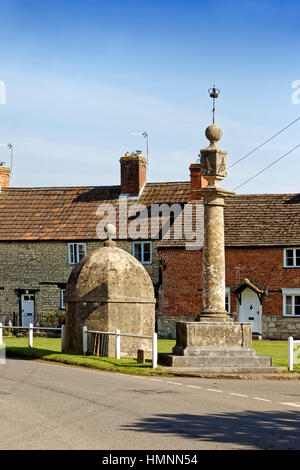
[
  {"x1": 239, "y1": 288, "x2": 262, "y2": 334},
  {"x1": 21, "y1": 294, "x2": 35, "y2": 326}
]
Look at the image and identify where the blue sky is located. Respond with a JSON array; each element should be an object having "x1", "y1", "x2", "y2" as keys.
[{"x1": 0, "y1": 0, "x2": 299, "y2": 193}]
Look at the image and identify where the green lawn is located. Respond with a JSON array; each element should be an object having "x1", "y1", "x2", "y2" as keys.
[
  {"x1": 3, "y1": 336, "x2": 299, "y2": 374},
  {"x1": 253, "y1": 340, "x2": 300, "y2": 372},
  {"x1": 2, "y1": 336, "x2": 170, "y2": 376},
  {"x1": 158, "y1": 339, "x2": 176, "y2": 354}
]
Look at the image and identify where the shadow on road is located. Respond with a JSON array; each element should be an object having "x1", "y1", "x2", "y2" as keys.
[{"x1": 122, "y1": 410, "x2": 300, "y2": 449}]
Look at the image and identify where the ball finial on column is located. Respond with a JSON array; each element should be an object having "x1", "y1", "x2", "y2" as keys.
[
  {"x1": 104, "y1": 223, "x2": 117, "y2": 247},
  {"x1": 200, "y1": 123, "x2": 227, "y2": 186},
  {"x1": 205, "y1": 125, "x2": 223, "y2": 145}
]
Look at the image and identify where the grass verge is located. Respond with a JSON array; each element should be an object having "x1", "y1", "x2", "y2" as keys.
[
  {"x1": 3, "y1": 337, "x2": 299, "y2": 374},
  {"x1": 3, "y1": 337, "x2": 171, "y2": 376}
]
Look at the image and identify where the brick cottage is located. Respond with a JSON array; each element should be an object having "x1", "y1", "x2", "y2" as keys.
[{"x1": 157, "y1": 193, "x2": 300, "y2": 340}]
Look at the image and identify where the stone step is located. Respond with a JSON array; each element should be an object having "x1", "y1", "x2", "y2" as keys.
[
  {"x1": 175, "y1": 347, "x2": 257, "y2": 358},
  {"x1": 161, "y1": 366, "x2": 288, "y2": 376},
  {"x1": 158, "y1": 353, "x2": 271, "y2": 368}
]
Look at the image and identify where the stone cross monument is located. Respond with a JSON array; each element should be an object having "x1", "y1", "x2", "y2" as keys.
[
  {"x1": 163, "y1": 95, "x2": 273, "y2": 371},
  {"x1": 197, "y1": 124, "x2": 234, "y2": 322}
]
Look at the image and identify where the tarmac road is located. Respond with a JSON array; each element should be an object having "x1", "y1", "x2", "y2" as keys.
[{"x1": 0, "y1": 358, "x2": 300, "y2": 450}]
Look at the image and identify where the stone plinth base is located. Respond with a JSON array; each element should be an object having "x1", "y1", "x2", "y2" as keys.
[
  {"x1": 173, "y1": 321, "x2": 252, "y2": 353},
  {"x1": 162, "y1": 321, "x2": 272, "y2": 369}
]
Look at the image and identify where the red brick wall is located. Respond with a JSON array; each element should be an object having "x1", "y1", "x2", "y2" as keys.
[
  {"x1": 158, "y1": 246, "x2": 300, "y2": 318},
  {"x1": 159, "y1": 248, "x2": 203, "y2": 317}
]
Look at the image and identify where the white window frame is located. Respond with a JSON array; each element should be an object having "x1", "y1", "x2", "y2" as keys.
[
  {"x1": 60, "y1": 288, "x2": 65, "y2": 310},
  {"x1": 283, "y1": 248, "x2": 300, "y2": 268},
  {"x1": 225, "y1": 287, "x2": 231, "y2": 314},
  {"x1": 282, "y1": 288, "x2": 300, "y2": 316},
  {"x1": 68, "y1": 243, "x2": 87, "y2": 265},
  {"x1": 132, "y1": 241, "x2": 152, "y2": 265}
]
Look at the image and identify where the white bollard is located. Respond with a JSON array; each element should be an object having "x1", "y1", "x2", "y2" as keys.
[
  {"x1": 152, "y1": 332, "x2": 158, "y2": 369},
  {"x1": 83, "y1": 325, "x2": 88, "y2": 355},
  {"x1": 0, "y1": 322, "x2": 2, "y2": 345},
  {"x1": 29, "y1": 323, "x2": 33, "y2": 348},
  {"x1": 115, "y1": 329, "x2": 120, "y2": 359},
  {"x1": 61, "y1": 324, "x2": 65, "y2": 352},
  {"x1": 288, "y1": 336, "x2": 294, "y2": 371}
]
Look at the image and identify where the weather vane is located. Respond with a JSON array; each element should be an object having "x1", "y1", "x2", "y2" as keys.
[{"x1": 208, "y1": 85, "x2": 220, "y2": 125}]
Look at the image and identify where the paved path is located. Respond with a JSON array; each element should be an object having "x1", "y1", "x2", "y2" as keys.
[{"x1": 0, "y1": 358, "x2": 300, "y2": 450}]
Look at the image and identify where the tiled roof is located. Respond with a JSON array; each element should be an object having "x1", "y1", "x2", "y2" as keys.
[
  {"x1": 0, "y1": 183, "x2": 299, "y2": 246},
  {"x1": 139, "y1": 182, "x2": 191, "y2": 205},
  {"x1": 224, "y1": 193, "x2": 300, "y2": 246},
  {"x1": 0, "y1": 186, "x2": 120, "y2": 241},
  {"x1": 158, "y1": 192, "x2": 300, "y2": 247},
  {"x1": 0, "y1": 183, "x2": 191, "y2": 241}
]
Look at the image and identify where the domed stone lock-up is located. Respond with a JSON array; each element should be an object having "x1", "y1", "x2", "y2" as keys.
[{"x1": 63, "y1": 228, "x2": 156, "y2": 358}]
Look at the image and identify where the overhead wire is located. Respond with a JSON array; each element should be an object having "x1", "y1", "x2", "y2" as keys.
[
  {"x1": 229, "y1": 116, "x2": 300, "y2": 169},
  {"x1": 233, "y1": 143, "x2": 300, "y2": 191}
]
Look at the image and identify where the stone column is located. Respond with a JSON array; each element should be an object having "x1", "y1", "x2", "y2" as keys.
[{"x1": 194, "y1": 125, "x2": 234, "y2": 322}]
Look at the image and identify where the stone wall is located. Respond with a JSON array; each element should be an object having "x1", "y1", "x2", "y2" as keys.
[
  {"x1": 157, "y1": 315, "x2": 196, "y2": 338},
  {"x1": 0, "y1": 239, "x2": 159, "y2": 325},
  {"x1": 263, "y1": 315, "x2": 300, "y2": 340}
]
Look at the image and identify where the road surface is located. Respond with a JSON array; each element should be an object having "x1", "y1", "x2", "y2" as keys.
[{"x1": 0, "y1": 358, "x2": 300, "y2": 450}]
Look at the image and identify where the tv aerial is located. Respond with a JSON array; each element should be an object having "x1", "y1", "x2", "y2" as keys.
[{"x1": 130, "y1": 131, "x2": 149, "y2": 163}]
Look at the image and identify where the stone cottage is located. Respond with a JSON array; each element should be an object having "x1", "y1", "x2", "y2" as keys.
[{"x1": 0, "y1": 153, "x2": 204, "y2": 327}]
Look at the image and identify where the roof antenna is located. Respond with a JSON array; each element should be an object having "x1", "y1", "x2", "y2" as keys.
[
  {"x1": 130, "y1": 131, "x2": 149, "y2": 165},
  {"x1": 208, "y1": 85, "x2": 220, "y2": 125}
]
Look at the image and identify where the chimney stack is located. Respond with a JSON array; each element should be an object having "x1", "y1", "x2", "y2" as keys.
[
  {"x1": 0, "y1": 165, "x2": 10, "y2": 188},
  {"x1": 189, "y1": 163, "x2": 207, "y2": 200},
  {"x1": 120, "y1": 151, "x2": 147, "y2": 197}
]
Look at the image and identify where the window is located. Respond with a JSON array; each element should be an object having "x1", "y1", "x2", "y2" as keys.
[
  {"x1": 132, "y1": 241, "x2": 152, "y2": 264},
  {"x1": 60, "y1": 289, "x2": 65, "y2": 310},
  {"x1": 68, "y1": 243, "x2": 87, "y2": 264},
  {"x1": 225, "y1": 287, "x2": 231, "y2": 314},
  {"x1": 282, "y1": 289, "x2": 300, "y2": 316},
  {"x1": 284, "y1": 248, "x2": 300, "y2": 267}
]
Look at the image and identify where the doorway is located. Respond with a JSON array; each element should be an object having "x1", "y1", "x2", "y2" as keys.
[
  {"x1": 239, "y1": 287, "x2": 262, "y2": 334},
  {"x1": 21, "y1": 294, "x2": 35, "y2": 326}
]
